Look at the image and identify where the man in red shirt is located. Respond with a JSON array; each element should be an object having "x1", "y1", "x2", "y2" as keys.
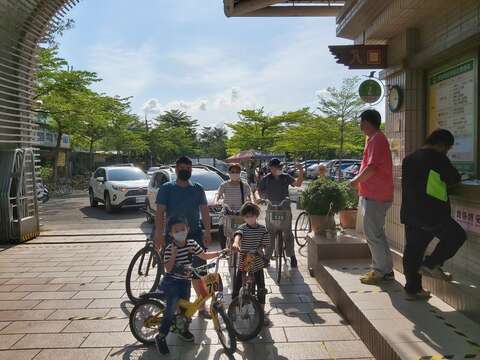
[{"x1": 350, "y1": 109, "x2": 394, "y2": 285}]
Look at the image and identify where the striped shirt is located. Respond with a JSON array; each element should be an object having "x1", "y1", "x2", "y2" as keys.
[
  {"x1": 164, "y1": 239, "x2": 204, "y2": 280},
  {"x1": 218, "y1": 181, "x2": 251, "y2": 212},
  {"x1": 235, "y1": 224, "x2": 270, "y2": 273}
]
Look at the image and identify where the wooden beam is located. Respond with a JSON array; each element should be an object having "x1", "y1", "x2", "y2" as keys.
[
  {"x1": 235, "y1": 5, "x2": 342, "y2": 17},
  {"x1": 228, "y1": 0, "x2": 280, "y2": 17}
]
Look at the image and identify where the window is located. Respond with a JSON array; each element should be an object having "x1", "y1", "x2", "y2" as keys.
[{"x1": 107, "y1": 168, "x2": 147, "y2": 181}]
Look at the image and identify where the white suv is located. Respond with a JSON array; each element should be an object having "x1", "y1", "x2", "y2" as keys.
[{"x1": 89, "y1": 166, "x2": 150, "y2": 213}]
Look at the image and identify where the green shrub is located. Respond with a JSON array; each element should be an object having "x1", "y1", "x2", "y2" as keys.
[
  {"x1": 339, "y1": 181, "x2": 359, "y2": 210},
  {"x1": 300, "y1": 178, "x2": 345, "y2": 216}
]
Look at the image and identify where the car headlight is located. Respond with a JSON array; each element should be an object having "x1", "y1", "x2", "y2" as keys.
[{"x1": 112, "y1": 185, "x2": 129, "y2": 192}]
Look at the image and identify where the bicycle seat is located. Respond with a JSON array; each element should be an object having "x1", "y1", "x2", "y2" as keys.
[{"x1": 140, "y1": 290, "x2": 165, "y2": 301}]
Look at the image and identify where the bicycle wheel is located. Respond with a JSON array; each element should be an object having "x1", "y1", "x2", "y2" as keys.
[
  {"x1": 125, "y1": 245, "x2": 162, "y2": 303},
  {"x1": 275, "y1": 233, "x2": 284, "y2": 283},
  {"x1": 129, "y1": 299, "x2": 165, "y2": 345},
  {"x1": 212, "y1": 302, "x2": 237, "y2": 354},
  {"x1": 228, "y1": 294, "x2": 264, "y2": 341},
  {"x1": 295, "y1": 211, "x2": 311, "y2": 248}
]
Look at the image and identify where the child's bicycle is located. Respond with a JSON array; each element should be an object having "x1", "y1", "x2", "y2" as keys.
[
  {"x1": 228, "y1": 249, "x2": 266, "y2": 341},
  {"x1": 128, "y1": 250, "x2": 237, "y2": 355},
  {"x1": 222, "y1": 204, "x2": 244, "y2": 285}
]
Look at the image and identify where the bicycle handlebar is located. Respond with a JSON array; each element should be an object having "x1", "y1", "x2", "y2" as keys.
[{"x1": 260, "y1": 198, "x2": 290, "y2": 209}]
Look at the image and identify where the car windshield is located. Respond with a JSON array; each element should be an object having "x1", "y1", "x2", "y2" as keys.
[
  {"x1": 171, "y1": 171, "x2": 223, "y2": 191},
  {"x1": 107, "y1": 168, "x2": 148, "y2": 181}
]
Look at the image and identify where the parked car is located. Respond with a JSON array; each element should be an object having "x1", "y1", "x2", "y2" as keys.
[
  {"x1": 88, "y1": 166, "x2": 150, "y2": 213},
  {"x1": 147, "y1": 166, "x2": 161, "y2": 176},
  {"x1": 145, "y1": 167, "x2": 225, "y2": 231},
  {"x1": 342, "y1": 163, "x2": 361, "y2": 180},
  {"x1": 306, "y1": 161, "x2": 328, "y2": 179},
  {"x1": 325, "y1": 159, "x2": 361, "y2": 179}
]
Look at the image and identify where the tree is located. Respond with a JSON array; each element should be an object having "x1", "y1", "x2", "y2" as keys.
[
  {"x1": 35, "y1": 46, "x2": 100, "y2": 181},
  {"x1": 317, "y1": 77, "x2": 366, "y2": 169},
  {"x1": 226, "y1": 108, "x2": 285, "y2": 154},
  {"x1": 149, "y1": 109, "x2": 200, "y2": 163},
  {"x1": 198, "y1": 127, "x2": 228, "y2": 159}
]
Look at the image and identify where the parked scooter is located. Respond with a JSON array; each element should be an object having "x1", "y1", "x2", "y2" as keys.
[{"x1": 36, "y1": 180, "x2": 49, "y2": 203}]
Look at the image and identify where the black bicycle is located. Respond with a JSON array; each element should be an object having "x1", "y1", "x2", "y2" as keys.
[
  {"x1": 228, "y1": 249, "x2": 266, "y2": 341},
  {"x1": 294, "y1": 210, "x2": 311, "y2": 248},
  {"x1": 125, "y1": 231, "x2": 163, "y2": 303}
]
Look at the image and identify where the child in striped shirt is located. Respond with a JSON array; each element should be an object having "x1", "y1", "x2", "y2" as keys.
[
  {"x1": 231, "y1": 202, "x2": 270, "y2": 326},
  {"x1": 155, "y1": 216, "x2": 223, "y2": 355}
]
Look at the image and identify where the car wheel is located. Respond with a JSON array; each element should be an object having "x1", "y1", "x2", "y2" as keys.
[
  {"x1": 105, "y1": 192, "x2": 115, "y2": 213},
  {"x1": 89, "y1": 188, "x2": 98, "y2": 208}
]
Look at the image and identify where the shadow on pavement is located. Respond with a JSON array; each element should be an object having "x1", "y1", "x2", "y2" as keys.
[{"x1": 80, "y1": 206, "x2": 146, "y2": 221}]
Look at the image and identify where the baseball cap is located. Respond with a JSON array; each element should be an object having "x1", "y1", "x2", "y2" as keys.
[{"x1": 268, "y1": 158, "x2": 283, "y2": 167}]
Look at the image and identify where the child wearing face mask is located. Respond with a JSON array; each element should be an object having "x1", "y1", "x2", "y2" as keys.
[
  {"x1": 154, "y1": 216, "x2": 223, "y2": 355},
  {"x1": 231, "y1": 202, "x2": 271, "y2": 326}
]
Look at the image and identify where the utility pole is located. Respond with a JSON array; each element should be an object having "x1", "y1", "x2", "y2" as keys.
[{"x1": 144, "y1": 113, "x2": 153, "y2": 168}]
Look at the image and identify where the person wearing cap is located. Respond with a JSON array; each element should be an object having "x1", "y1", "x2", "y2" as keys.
[
  {"x1": 256, "y1": 158, "x2": 304, "y2": 268},
  {"x1": 215, "y1": 163, "x2": 255, "y2": 249}
]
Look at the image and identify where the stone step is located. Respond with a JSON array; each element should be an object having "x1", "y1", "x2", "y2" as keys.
[{"x1": 313, "y1": 259, "x2": 480, "y2": 360}]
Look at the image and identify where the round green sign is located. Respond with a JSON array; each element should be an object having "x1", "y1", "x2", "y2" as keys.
[{"x1": 358, "y1": 79, "x2": 383, "y2": 103}]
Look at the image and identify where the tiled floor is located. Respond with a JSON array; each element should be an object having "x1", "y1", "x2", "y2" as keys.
[{"x1": 0, "y1": 233, "x2": 373, "y2": 360}]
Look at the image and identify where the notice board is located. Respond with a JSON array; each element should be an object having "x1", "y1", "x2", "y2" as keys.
[{"x1": 428, "y1": 58, "x2": 477, "y2": 176}]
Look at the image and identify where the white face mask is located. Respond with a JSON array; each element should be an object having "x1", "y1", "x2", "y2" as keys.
[
  {"x1": 229, "y1": 173, "x2": 240, "y2": 181},
  {"x1": 244, "y1": 216, "x2": 257, "y2": 226},
  {"x1": 172, "y1": 231, "x2": 187, "y2": 246}
]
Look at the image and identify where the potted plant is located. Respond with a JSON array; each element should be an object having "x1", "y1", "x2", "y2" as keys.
[
  {"x1": 299, "y1": 178, "x2": 345, "y2": 235},
  {"x1": 339, "y1": 181, "x2": 359, "y2": 229}
]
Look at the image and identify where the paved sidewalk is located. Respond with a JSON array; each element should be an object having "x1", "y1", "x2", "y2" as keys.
[{"x1": 0, "y1": 232, "x2": 373, "y2": 360}]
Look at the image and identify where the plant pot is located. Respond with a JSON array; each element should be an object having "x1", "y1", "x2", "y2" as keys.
[
  {"x1": 309, "y1": 214, "x2": 336, "y2": 235},
  {"x1": 339, "y1": 209, "x2": 358, "y2": 229}
]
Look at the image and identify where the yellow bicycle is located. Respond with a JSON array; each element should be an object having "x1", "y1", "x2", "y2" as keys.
[{"x1": 129, "y1": 251, "x2": 237, "y2": 355}]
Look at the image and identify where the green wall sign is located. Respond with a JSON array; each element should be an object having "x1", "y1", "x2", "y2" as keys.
[{"x1": 359, "y1": 79, "x2": 383, "y2": 103}]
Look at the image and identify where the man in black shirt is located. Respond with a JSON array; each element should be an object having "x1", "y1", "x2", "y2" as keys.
[{"x1": 401, "y1": 129, "x2": 466, "y2": 300}]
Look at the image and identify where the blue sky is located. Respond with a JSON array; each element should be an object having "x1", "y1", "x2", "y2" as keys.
[{"x1": 58, "y1": 0, "x2": 376, "y2": 128}]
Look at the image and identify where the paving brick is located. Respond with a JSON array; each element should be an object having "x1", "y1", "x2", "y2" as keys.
[
  {"x1": 323, "y1": 340, "x2": 373, "y2": 358},
  {"x1": 309, "y1": 312, "x2": 349, "y2": 326},
  {"x1": 0, "y1": 286, "x2": 19, "y2": 292},
  {"x1": 0, "y1": 310, "x2": 54, "y2": 321},
  {"x1": 4, "y1": 278, "x2": 52, "y2": 286},
  {"x1": 12, "y1": 333, "x2": 89, "y2": 349},
  {"x1": 0, "y1": 301, "x2": 40, "y2": 311},
  {"x1": 284, "y1": 326, "x2": 357, "y2": 342},
  {"x1": 33, "y1": 348, "x2": 110, "y2": 360},
  {"x1": 34, "y1": 299, "x2": 93, "y2": 310},
  {"x1": 90, "y1": 277, "x2": 124, "y2": 283},
  {"x1": 80, "y1": 331, "x2": 138, "y2": 347},
  {"x1": 0, "y1": 334, "x2": 24, "y2": 349},
  {"x1": 269, "y1": 314, "x2": 313, "y2": 327},
  {"x1": 251, "y1": 342, "x2": 331, "y2": 359},
  {"x1": 37, "y1": 272, "x2": 83, "y2": 278},
  {"x1": 72, "y1": 290, "x2": 125, "y2": 299},
  {"x1": 81, "y1": 270, "x2": 122, "y2": 277},
  {"x1": 269, "y1": 284, "x2": 324, "y2": 294},
  {"x1": 22, "y1": 292, "x2": 77, "y2": 300},
  {"x1": 62, "y1": 319, "x2": 127, "y2": 333},
  {"x1": 12, "y1": 285, "x2": 63, "y2": 292},
  {"x1": 87, "y1": 298, "x2": 129, "y2": 309},
  {"x1": 47, "y1": 308, "x2": 110, "y2": 320},
  {"x1": 68, "y1": 265, "x2": 110, "y2": 272},
  {"x1": 0, "y1": 349, "x2": 40, "y2": 360},
  {"x1": 0, "y1": 320, "x2": 70, "y2": 334},
  {"x1": 59, "y1": 283, "x2": 108, "y2": 291},
  {"x1": 48, "y1": 277, "x2": 95, "y2": 284},
  {"x1": 0, "y1": 293, "x2": 29, "y2": 301}
]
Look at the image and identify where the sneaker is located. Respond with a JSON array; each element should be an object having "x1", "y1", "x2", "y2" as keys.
[
  {"x1": 263, "y1": 316, "x2": 271, "y2": 327},
  {"x1": 359, "y1": 270, "x2": 382, "y2": 285},
  {"x1": 405, "y1": 289, "x2": 431, "y2": 301},
  {"x1": 178, "y1": 329, "x2": 195, "y2": 342},
  {"x1": 155, "y1": 334, "x2": 169, "y2": 355},
  {"x1": 290, "y1": 256, "x2": 298, "y2": 268},
  {"x1": 420, "y1": 265, "x2": 453, "y2": 281},
  {"x1": 198, "y1": 309, "x2": 212, "y2": 319},
  {"x1": 383, "y1": 271, "x2": 395, "y2": 281}
]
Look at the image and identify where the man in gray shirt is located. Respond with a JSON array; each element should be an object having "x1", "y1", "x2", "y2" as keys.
[{"x1": 256, "y1": 158, "x2": 304, "y2": 268}]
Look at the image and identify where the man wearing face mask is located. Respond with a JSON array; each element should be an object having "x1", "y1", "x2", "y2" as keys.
[
  {"x1": 154, "y1": 156, "x2": 213, "y2": 318},
  {"x1": 256, "y1": 158, "x2": 304, "y2": 268},
  {"x1": 401, "y1": 129, "x2": 466, "y2": 300}
]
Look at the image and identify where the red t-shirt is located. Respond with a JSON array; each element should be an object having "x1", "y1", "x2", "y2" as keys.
[{"x1": 358, "y1": 131, "x2": 393, "y2": 202}]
